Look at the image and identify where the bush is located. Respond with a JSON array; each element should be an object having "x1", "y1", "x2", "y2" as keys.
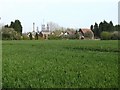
[
  {"x1": 100, "y1": 31, "x2": 112, "y2": 40},
  {"x1": 101, "y1": 31, "x2": 120, "y2": 40},
  {"x1": 62, "y1": 34, "x2": 79, "y2": 40},
  {"x1": 29, "y1": 33, "x2": 32, "y2": 40},
  {"x1": 38, "y1": 36, "x2": 44, "y2": 40},
  {"x1": 1, "y1": 27, "x2": 21, "y2": 40},
  {"x1": 35, "y1": 33, "x2": 38, "y2": 40},
  {"x1": 14, "y1": 33, "x2": 21, "y2": 40},
  {"x1": 22, "y1": 35, "x2": 29, "y2": 40},
  {"x1": 111, "y1": 31, "x2": 120, "y2": 40},
  {"x1": 67, "y1": 34, "x2": 79, "y2": 39},
  {"x1": 48, "y1": 35, "x2": 62, "y2": 40},
  {"x1": 84, "y1": 31, "x2": 94, "y2": 39}
]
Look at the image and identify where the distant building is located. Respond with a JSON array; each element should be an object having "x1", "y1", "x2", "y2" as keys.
[
  {"x1": 79, "y1": 28, "x2": 94, "y2": 39},
  {"x1": 41, "y1": 23, "x2": 50, "y2": 39},
  {"x1": 32, "y1": 22, "x2": 36, "y2": 38}
]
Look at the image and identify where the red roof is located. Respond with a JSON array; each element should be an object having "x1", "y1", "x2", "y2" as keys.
[{"x1": 80, "y1": 28, "x2": 93, "y2": 34}]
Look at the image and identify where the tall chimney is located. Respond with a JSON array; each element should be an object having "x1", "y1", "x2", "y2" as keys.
[{"x1": 33, "y1": 22, "x2": 35, "y2": 32}]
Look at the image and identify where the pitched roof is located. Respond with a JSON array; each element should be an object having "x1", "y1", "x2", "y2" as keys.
[
  {"x1": 79, "y1": 28, "x2": 93, "y2": 34},
  {"x1": 66, "y1": 30, "x2": 76, "y2": 35}
]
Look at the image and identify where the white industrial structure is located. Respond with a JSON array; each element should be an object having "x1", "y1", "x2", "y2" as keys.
[
  {"x1": 41, "y1": 23, "x2": 50, "y2": 39},
  {"x1": 31, "y1": 22, "x2": 36, "y2": 38}
]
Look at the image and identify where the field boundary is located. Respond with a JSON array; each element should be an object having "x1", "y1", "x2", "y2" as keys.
[{"x1": 64, "y1": 47, "x2": 120, "y2": 53}]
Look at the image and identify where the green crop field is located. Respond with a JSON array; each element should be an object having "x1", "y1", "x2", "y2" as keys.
[{"x1": 2, "y1": 40, "x2": 119, "y2": 88}]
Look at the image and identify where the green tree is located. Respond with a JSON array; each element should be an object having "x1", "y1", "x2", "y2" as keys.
[
  {"x1": 93, "y1": 22, "x2": 100, "y2": 38},
  {"x1": 9, "y1": 20, "x2": 22, "y2": 36},
  {"x1": 90, "y1": 25, "x2": 94, "y2": 31},
  {"x1": 35, "y1": 33, "x2": 38, "y2": 40},
  {"x1": 99, "y1": 22, "x2": 103, "y2": 34},
  {"x1": 14, "y1": 20, "x2": 22, "y2": 35},
  {"x1": 90, "y1": 25, "x2": 94, "y2": 36},
  {"x1": 4, "y1": 24, "x2": 9, "y2": 28},
  {"x1": 29, "y1": 33, "x2": 32, "y2": 40},
  {"x1": 108, "y1": 21, "x2": 114, "y2": 32},
  {"x1": 114, "y1": 25, "x2": 120, "y2": 31},
  {"x1": 99, "y1": 21, "x2": 114, "y2": 33},
  {"x1": 91, "y1": 20, "x2": 119, "y2": 40},
  {"x1": 9, "y1": 21, "x2": 15, "y2": 28},
  {"x1": 102, "y1": 20, "x2": 109, "y2": 31}
]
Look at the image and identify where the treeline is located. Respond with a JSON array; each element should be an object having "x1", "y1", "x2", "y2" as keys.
[
  {"x1": 1, "y1": 19, "x2": 120, "y2": 40},
  {"x1": 91, "y1": 20, "x2": 120, "y2": 40},
  {"x1": 1, "y1": 20, "x2": 22, "y2": 40},
  {"x1": 4, "y1": 20, "x2": 22, "y2": 35}
]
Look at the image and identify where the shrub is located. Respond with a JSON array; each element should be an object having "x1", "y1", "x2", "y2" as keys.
[
  {"x1": 22, "y1": 35, "x2": 29, "y2": 40},
  {"x1": 111, "y1": 31, "x2": 120, "y2": 40},
  {"x1": 62, "y1": 34, "x2": 79, "y2": 40},
  {"x1": 67, "y1": 34, "x2": 78, "y2": 39},
  {"x1": 100, "y1": 31, "x2": 112, "y2": 40},
  {"x1": 1, "y1": 27, "x2": 21, "y2": 40},
  {"x1": 38, "y1": 36, "x2": 44, "y2": 40},
  {"x1": 35, "y1": 33, "x2": 38, "y2": 40},
  {"x1": 14, "y1": 33, "x2": 21, "y2": 40},
  {"x1": 48, "y1": 35, "x2": 62, "y2": 40},
  {"x1": 29, "y1": 33, "x2": 32, "y2": 40},
  {"x1": 84, "y1": 31, "x2": 94, "y2": 39}
]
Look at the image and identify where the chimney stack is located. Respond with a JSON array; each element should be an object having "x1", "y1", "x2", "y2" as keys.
[{"x1": 33, "y1": 22, "x2": 35, "y2": 32}]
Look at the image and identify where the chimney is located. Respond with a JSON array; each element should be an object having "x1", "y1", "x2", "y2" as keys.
[{"x1": 33, "y1": 22, "x2": 35, "y2": 32}]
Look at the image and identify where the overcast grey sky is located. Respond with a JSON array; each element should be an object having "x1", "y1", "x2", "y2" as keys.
[{"x1": 0, "y1": 0, "x2": 119, "y2": 33}]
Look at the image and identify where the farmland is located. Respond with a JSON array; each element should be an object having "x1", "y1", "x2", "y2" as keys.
[{"x1": 2, "y1": 40, "x2": 119, "y2": 88}]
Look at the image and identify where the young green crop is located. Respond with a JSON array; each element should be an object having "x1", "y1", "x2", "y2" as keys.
[{"x1": 2, "y1": 40, "x2": 119, "y2": 88}]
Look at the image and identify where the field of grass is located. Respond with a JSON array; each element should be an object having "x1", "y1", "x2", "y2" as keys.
[{"x1": 2, "y1": 40, "x2": 119, "y2": 88}]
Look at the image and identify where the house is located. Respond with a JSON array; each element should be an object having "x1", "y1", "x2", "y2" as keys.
[
  {"x1": 79, "y1": 28, "x2": 94, "y2": 39},
  {"x1": 66, "y1": 30, "x2": 76, "y2": 35},
  {"x1": 31, "y1": 31, "x2": 36, "y2": 38},
  {"x1": 63, "y1": 29, "x2": 76, "y2": 36},
  {"x1": 59, "y1": 32, "x2": 64, "y2": 36},
  {"x1": 41, "y1": 24, "x2": 50, "y2": 39}
]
